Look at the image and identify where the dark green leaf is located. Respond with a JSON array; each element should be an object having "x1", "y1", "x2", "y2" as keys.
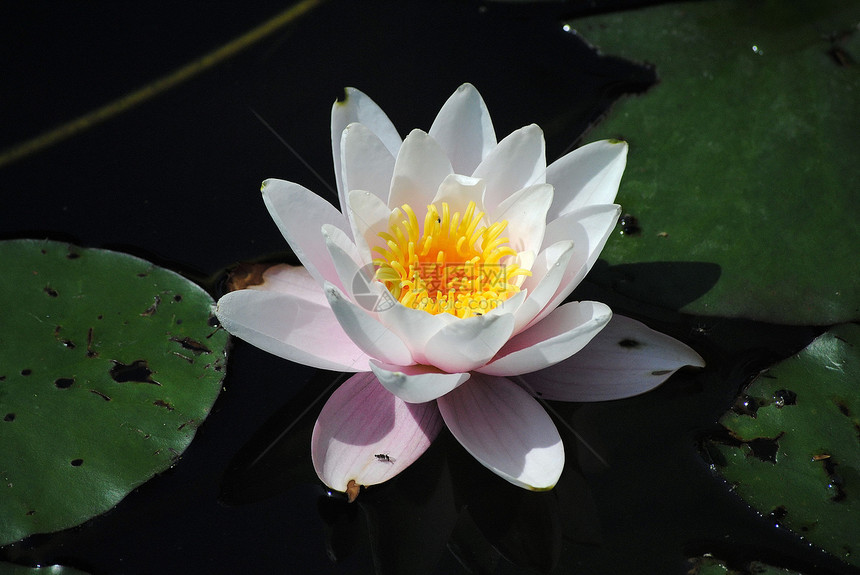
[
  {"x1": 570, "y1": 1, "x2": 860, "y2": 324},
  {"x1": 0, "y1": 240, "x2": 228, "y2": 545}
]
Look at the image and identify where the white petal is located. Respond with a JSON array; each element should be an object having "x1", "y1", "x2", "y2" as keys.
[
  {"x1": 513, "y1": 240, "x2": 575, "y2": 334},
  {"x1": 437, "y1": 373, "x2": 564, "y2": 490},
  {"x1": 478, "y1": 301, "x2": 612, "y2": 376},
  {"x1": 340, "y1": 122, "x2": 396, "y2": 204},
  {"x1": 376, "y1": 303, "x2": 457, "y2": 365},
  {"x1": 474, "y1": 124, "x2": 546, "y2": 217},
  {"x1": 546, "y1": 139, "x2": 628, "y2": 220},
  {"x1": 389, "y1": 129, "x2": 453, "y2": 209},
  {"x1": 324, "y1": 283, "x2": 414, "y2": 367},
  {"x1": 332, "y1": 87, "x2": 401, "y2": 210},
  {"x1": 216, "y1": 288, "x2": 369, "y2": 371},
  {"x1": 312, "y1": 372, "x2": 443, "y2": 492},
  {"x1": 347, "y1": 189, "x2": 393, "y2": 263},
  {"x1": 430, "y1": 174, "x2": 486, "y2": 216},
  {"x1": 527, "y1": 204, "x2": 620, "y2": 329},
  {"x1": 493, "y1": 183, "x2": 553, "y2": 255},
  {"x1": 370, "y1": 359, "x2": 470, "y2": 403},
  {"x1": 261, "y1": 179, "x2": 349, "y2": 290},
  {"x1": 423, "y1": 312, "x2": 515, "y2": 373},
  {"x1": 429, "y1": 83, "x2": 497, "y2": 175},
  {"x1": 523, "y1": 315, "x2": 706, "y2": 401}
]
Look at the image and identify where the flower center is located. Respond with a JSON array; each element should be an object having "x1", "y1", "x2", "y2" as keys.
[{"x1": 372, "y1": 201, "x2": 529, "y2": 318}]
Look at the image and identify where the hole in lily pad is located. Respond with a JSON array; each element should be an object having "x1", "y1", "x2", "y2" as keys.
[
  {"x1": 618, "y1": 213, "x2": 640, "y2": 235},
  {"x1": 173, "y1": 294, "x2": 182, "y2": 302},
  {"x1": 772, "y1": 389, "x2": 797, "y2": 407},
  {"x1": 70, "y1": 459, "x2": 83, "y2": 467},
  {"x1": 109, "y1": 360, "x2": 159, "y2": 385},
  {"x1": 54, "y1": 378, "x2": 75, "y2": 389},
  {"x1": 170, "y1": 336, "x2": 211, "y2": 355},
  {"x1": 4, "y1": 413, "x2": 15, "y2": 422},
  {"x1": 44, "y1": 286, "x2": 59, "y2": 297},
  {"x1": 21, "y1": 369, "x2": 31, "y2": 376}
]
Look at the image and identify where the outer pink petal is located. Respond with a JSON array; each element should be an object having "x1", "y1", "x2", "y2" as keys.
[
  {"x1": 477, "y1": 301, "x2": 612, "y2": 377},
  {"x1": 389, "y1": 129, "x2": 453, "y2": 209},
  {"x1": 332, "y1": 87, "x2": 402, "y2": 211},
  {"x1": 437, "y1": 373, "x2": 564, "y2": 490},
  {"x1": 261, "y1": 179, "x2": 349, "y2": 290},
  {"x1": 247, "y1": 263, "x2": 328, "y2": 307},
  {"x1": 545, "y1": 139, "x2": 628, "y2": 220},
  {"x1": 215, "y1": 288, "x2": 369, "y2": 371},
  {"x1": 473, "y1": 124, "x2": 546, "y2": 218},
  {"x1": 324, "y1": 283, "x2": 414, "y2": 367},
  {"x1": 522, "y1": 315, "x2": 706, "y2": 402},
  {"x1": 428, "y1": 83, "x2": 497, "y2": 175},
  {"x1": 369, "y1": 359, "x2": 470, "y2": 404},
  {"x1": 312, "y1": 372, "x2": 444, "y2": 492},
  {"x1": 423, "y1": 312, "x2": 515, "y2": 373}
]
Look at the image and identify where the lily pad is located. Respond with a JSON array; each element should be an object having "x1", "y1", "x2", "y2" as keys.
[
  {"x1": 570, "y1": 0, "x2": 860, "y2": 324},
  {"x1": 704, "y1": 324, "x2": 860, "y2": 567},
  {"x1": 0, "y1": 239, "x2": 228, "y2": 545}
]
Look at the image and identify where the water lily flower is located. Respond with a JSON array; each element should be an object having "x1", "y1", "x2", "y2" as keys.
[{"x1": 216, "y1": 84, "x2": 704, "y2": 497}]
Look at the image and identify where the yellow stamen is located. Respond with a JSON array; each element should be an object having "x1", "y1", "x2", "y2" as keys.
[{"x1": 372, "y1": 201, "x2": 530, "y2": 319}]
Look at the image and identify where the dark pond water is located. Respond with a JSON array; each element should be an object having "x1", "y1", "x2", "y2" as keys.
[{"x1": 1, "y1": 1, "x2": 856, "y2": 573}]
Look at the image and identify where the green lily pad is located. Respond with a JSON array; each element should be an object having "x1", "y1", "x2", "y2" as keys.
[
  {"x1": 704, "y1": 323, "x2": 860, "y2": 567},
  {"x1": 0, "y1": 564, "x2": 90, "y2": 575},
  {"x1": 570, "y1": 0, "x2": 860, "y2": 324},
  {"x1": 0, "y1": 239, "x2": 228, "y2": 545},
  {"x1": 688, "y1": 555, "x2": 805, "y2": 575}
]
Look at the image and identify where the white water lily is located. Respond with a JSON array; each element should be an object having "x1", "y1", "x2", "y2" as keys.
[{"x1": 216, "y1": 84, "x2": 704, "y2": 496}]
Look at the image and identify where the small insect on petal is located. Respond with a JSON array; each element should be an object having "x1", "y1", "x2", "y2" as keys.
[{"x1": 374, "y1": 453, "x2": 395, "y2": 463}]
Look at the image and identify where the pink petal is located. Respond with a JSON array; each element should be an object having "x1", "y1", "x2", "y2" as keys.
[
  {"x1": 369, "y1": 359, "x2": 470, "y2": 404},
  {"x1": 522, "y1": 315, "x2": 706, "y2": 402},
  {"x1": 545, "y1": 139, "x2": 628, "y2": 220},
  {"x1": 478, "y1": 301, "x2": 612, "y2": 377},
  {"x1": 437, "y1": 373, "x2": 564, "y2": 490},
  {"x1": 527, "y1": 204, "x2": 620, "y2": 329},
  {"x1": 389, "y1": 129, "x2": 453, "y2": 209},
  {"x1": 261, "y1": 179, "x2": 349, "y2": 290},
  {"x1": 429, "y1": 83, "x2": 497, "y2": 175},
  {"x1": 331, "y1": 87, "x2": 402, "y2": 211},
  {"x1": 473, "y1": 125, "x2": 546, "y2": 217},
  {"x1": 312, "y1": 372, "x2": 444, "y2": 492},
  {"x1": 423, "y1": 312, "x2": 515, "y2": 373},
  {"x1": 340, "y1": 122, "x2": 396, "y2": 205},
  {"x1": 324, "y1": 283, "x2": 414, "y2": 367},
  {"x1": 247, "y1": 263, "x2": 329, "y2": 307},
  {"x1": 215, "y1": 288, "x2": 370, "y2": 371}
]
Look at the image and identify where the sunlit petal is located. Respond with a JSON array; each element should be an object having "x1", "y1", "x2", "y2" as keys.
[
  {"x1": 438, "y1": 373, "x2": 564, "y2": 490},
  {"x1": 312, "y1": 372, "x2": 444, "y2": 493},
  {"x1": 370, "y1": 359, "x2": 470, "y2": 403},
  {"x1": 478, "y1": 301, "x2": 611, "y2": 376},
  {"x1": 429, "y1": 83, "x2": 497, "y2": 175},
  {"x1": 216, "y1": 288, "x2": 369, "y2": 371},
  {"x1": 546, "y1": 139, "x2": 628, "y2": 219}
]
